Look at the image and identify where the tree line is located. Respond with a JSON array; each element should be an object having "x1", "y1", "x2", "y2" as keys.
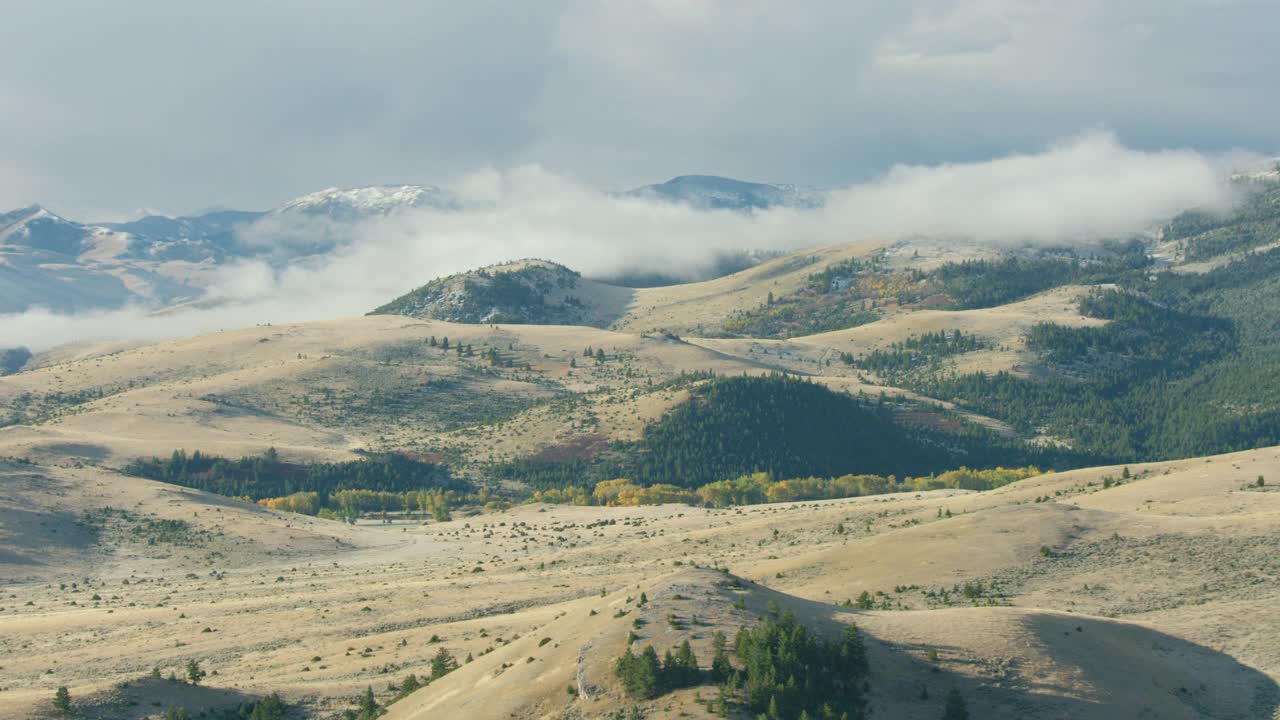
[
  {"x1": 494, "y1": 375, "x2": 1088, "y2": 491},
  {"x1": 123, "y1": 449, "x2": 463, "y2": 501},
  {"x1": 528, "y1": 466, "x2": 1042, "y2": 508}
]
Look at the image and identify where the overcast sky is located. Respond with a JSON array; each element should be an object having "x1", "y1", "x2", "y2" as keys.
[{"x1": 2, "y1": 0, "x2": 1277, "y2": 220}]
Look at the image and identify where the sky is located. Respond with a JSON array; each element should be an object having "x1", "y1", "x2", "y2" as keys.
[{"x1": 2, "y1": 0, "x2": 1278, "y2": 220}]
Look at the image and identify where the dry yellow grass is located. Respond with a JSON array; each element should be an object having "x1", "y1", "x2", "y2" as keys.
[
  {"x1": 4, "y1": 241, "x2": 1280, "y2": 718},
  {"x1": 611, "y1": 240, "x2": 886, "y2": 335},
  {"x1": 792, "y1": 284, "x2": 1107, "y2": 377},
  {"x1": 2, "y1": 445, "x2": 1277, "y2": 719},
  {"x1": 0, "y1": 315, "x2": 769, "y2": 467}
]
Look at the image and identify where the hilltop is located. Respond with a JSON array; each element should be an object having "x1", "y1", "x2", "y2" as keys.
[{"x1": 370, "y1": 259, "x2": 635, "y2": 327}]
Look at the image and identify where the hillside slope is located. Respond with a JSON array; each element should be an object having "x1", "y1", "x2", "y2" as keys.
[
  {"x1": 4, "y1": 446, "x2": 1276, "y2": 719},
  {"x1": 371, "y1": 259, "x2": 635, "y2": 326}
]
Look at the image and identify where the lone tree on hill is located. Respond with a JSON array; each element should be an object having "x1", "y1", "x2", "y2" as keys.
[
  {"x1": 53, "y1": 686, "x2": 72, "y2": 715},
  {"x1": 430, "y1": 647, "x2": 459, "y2": 680},
  {"x1": 186, "y1": 659, "x2": 206, "y2": 685},
  {"x1": 942, "y1": 688, "x2": 969, "y2": 720}
]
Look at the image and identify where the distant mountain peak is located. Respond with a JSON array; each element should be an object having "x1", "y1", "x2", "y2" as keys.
[
  {"x1": 0, "y1": 204, "x2": 88, "y2": 256},
  {"x1": 277, "y1": 184, "x2": 457, "y2": 219},
  {"x1": 3, "y1": 204, "x2": 72, "y2": 225},
  {"x1": 623, "y1": 175, "x2": 825, "y2": 210}
]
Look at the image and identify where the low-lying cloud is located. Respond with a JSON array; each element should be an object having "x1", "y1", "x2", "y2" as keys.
[{"x1": 3, "y1": 131, "x2": 1260, "y2": 351}]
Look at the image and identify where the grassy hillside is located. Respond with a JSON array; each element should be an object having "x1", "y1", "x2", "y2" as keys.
[{"x1": 6, "y1": 446, "x2": 1278, "y2": 719}]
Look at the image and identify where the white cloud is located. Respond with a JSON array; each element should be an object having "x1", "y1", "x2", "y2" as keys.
[{"x1": 2, "y1": 131, "x2": 1255, "y2": 351}]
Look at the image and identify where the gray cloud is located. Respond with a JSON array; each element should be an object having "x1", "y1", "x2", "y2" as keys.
[{"x1": 0, "y1": 1, "x2": 1277, "y2": 219}]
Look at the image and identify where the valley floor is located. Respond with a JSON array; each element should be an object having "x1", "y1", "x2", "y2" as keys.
[{"x1": 2, "y1": 446, "x2": 1278, "y2": 719}]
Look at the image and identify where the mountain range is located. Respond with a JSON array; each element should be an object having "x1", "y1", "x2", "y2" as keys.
[{"x1": 0, "y1": 176, "x2": 821, "y2": 315}]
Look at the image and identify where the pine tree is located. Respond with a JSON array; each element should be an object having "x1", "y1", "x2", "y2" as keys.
[
  {"x1": 53, "y1": 686, "x2": 71, "y2": 715},
  {"x1": 186, "y1": 659, "x2": 205, "y2": 685},
  {"x1": 941, "y1": 689, "x2": 969, "y2": 720},
  {"x1": 248, "y1": 694, "x2": 288, "y2": 720},
  {"x1": 430, "y1": 647, "x2": 458, "y2": 680},
  {"x1": 711, "y1": 631, "x2": 733, "y2": 681},
  {"x1": 399, "y1": 673, "x2": 421, "y2": 697},
  {"x1": 671, "y1": 640, "x2": 699, "y2": 687},
  {"x1": 357, "y1": 685, "x2": 380, "y2": 719},
  {"x1": 614, "y1": 645, "x2": 663, "y2": 699},
  {"x1": 661, "y1": 648, "x2": 678, "y2": 686}
]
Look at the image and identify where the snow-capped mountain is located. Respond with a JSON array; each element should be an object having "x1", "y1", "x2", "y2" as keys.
[
  {"x1": 622, "y1": 175, "x2": 826, "y2": 210},
  {"x1": 0, "y1": 205, "x2": 210, "y2": 314},
  {"x1": 0, "y1": 186, "x2": 454, "y2": 314},
  {"x1": 0, "y1": 176, "x2": 813, "y2": 315},
  {"x1": 104, "y1": 210, "x2": 267, "y2": 263},
  {"x1": 275, "y1": 185, "x2": 457, "y2": 221},
  {"x1": 0, "y1": 206, "x2": 92, "y2": 255}
]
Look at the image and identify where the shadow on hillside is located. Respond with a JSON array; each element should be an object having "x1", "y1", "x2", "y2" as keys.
[
  {"x1": 731, "y1": 572, "x2": 1277, "y2": 719},
  {"x1": 0, "y1": 506, "x2": 100, "y2": 566},
  {"x1": 31, "y1": 676, "x2": 278, "y2": 720},
  {"x1": 35, "y1": 441, "x2": 111, "y2": 462},
  {"x1": 856, "y1": 608, "x2": 1279, "y2": 720}
]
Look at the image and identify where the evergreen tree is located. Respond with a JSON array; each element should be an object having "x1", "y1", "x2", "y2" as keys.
[
  {"x1": 53, "y1": 686, "x2": 71, "y2": 715},
  {"x1": 430, "y1": 647, "x2": 458, "y2": 680},
  {"x1": 710, "y1": 631, "x2": 733, "y2": 682},
  {"x1": 185, "y1": 659, "x2": 205, "y2": 685},
  {"x1": 357, "y1": 685, "x2": 381, "y2": 719},
  {"x1": 614, "y1": 645, "x2": 663, "y2": 699},
  {"x1": 248, "y1": 694, "x2": 288, "y2": 720},
  {"x1": 941, "y1": 689, "x2": 969, "y2": 720},
  {"x1": 668, "y1": 640, "x2": 700, "y2": 687},
  {"x1": 733, "y1": 612, "x2": 867, "y2": 719},
  {"x1": 398, "y1": 673, "x2": 421, "y2": 697}
]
